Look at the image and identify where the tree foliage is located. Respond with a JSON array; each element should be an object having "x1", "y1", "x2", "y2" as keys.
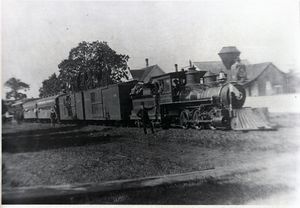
[
  {"x1": 4, "y1": 77, "x2": 30, "y2": 100},
  {"x1": 39, "y1": 73, "x2": 63, "y2": 97},
  {"x1": 57, "y1": 41, "x2": 130, "y2": 92}
]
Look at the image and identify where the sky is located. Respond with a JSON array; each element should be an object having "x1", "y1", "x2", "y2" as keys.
[{"x1": 2, "y1": 0, "x2": 300, "y2": 98}]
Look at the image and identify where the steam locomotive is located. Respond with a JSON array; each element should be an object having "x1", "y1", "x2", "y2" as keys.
[
  {"x1": 130, "y1": 66, "x2": 246, "y2": 130},
  {"x1": 20, "y1": 47, "x2": 274, "y2": 130}
]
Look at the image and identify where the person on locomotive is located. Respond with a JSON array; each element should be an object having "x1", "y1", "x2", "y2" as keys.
[
  {"x1": 137, "y1": 102, "x2": 154, "y2": 134},
  {"x1": 231, "y1": 57, "x2": 247, "y2": 82},
  {"x1": 172, "y1": 79, "x2": 181, "y2": 100},
  {"x1": 217, "y1": 71, "x2": 227, "y2": 83}
]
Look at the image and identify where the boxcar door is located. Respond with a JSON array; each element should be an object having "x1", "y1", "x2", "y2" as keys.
[{"x1": 83, "y1": 88, "x2": 105, "y2": 120}]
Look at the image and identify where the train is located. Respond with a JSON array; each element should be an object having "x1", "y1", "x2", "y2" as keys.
[
  {"x1": 19, "y1": 47, "x2": 275, "y2": 131},
  {"x1": 20, "y1": 68, "x2": 273, "y2": 131}
]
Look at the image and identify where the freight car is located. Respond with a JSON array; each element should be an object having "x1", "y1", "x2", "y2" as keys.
[{"x1": 80, "y1": 81, "x2": 137, "y2": 122}]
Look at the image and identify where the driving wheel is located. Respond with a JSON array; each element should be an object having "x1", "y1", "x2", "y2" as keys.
[{"x1": 179, "y1": 110, "x2": 189, "y2": 129}]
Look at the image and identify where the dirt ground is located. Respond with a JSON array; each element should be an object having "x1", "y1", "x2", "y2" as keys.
[{"x1": 2, "y1": 113, "x2": 300, "y2": 204}]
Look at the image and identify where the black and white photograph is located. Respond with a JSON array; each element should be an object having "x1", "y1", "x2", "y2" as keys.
[{"x1": 1, "y1": 0, "x2": 300, "y2": 205}]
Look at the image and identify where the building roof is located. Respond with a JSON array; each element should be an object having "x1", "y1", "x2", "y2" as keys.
[
  {"x1": 130, "y1": 65, "x2": 164, "y2": 82},
  {"x1": 191, "y1": 60, "x2": 285, "y2": 85},
  {"x1": 192, "y1": 60, "x2": 250, "y2": 74},
  {"x1": 244, "y1": 62, "x2": 272, "y2": 82},
  {"x1": 130, "y1": 69, "x2": 147, "y2": 80}
]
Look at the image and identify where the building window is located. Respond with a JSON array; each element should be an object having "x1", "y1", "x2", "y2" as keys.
[
  {"x1": 251, "y1": 82, "x2": 259, "y2": 96},
  {"x1": 200, "y1": 78, "x2": 204, "y2": 84},
  {"x1": 266, "y1": 81, "x2": 273, "y2": 95},
  {"x1": 274, "y1": 85, "x2": 283, "y2": 94}
]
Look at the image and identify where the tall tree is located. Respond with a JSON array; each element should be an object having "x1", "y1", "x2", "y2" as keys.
[
  {"x1": 4, "y1": 77, "x2": 30, "y2": 100},
  {"x1": 39, "y1": 73, "x2": 63, "y2": 97},
  {"x1": 58, "y1": 41, "x2": 130, "y2": 91}
]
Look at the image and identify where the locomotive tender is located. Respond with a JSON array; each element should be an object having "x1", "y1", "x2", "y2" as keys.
[{"x1": 22, "y1": 46, "x2": 274, "y2": 130}]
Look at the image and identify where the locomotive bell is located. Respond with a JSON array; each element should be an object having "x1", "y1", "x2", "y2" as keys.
[{"x1": 218, "y1": 46, "x2": 241, "y2": 70}]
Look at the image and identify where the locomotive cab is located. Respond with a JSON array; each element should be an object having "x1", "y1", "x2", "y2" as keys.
[{"x1": 150, "y1": 71, "x2": 187, "y2": 103}]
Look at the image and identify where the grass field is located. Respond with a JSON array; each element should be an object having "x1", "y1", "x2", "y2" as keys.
[{"x1": 2, "y1": 113, "x2": 300, "y2": 204}]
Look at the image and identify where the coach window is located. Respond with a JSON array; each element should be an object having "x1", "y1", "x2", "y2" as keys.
[
  {"x1": 200, "y1": 78, "x2": 204, "y2": 84},
  {"x1": 158, "y1": 80, "x2": 164, "y2": 93}
]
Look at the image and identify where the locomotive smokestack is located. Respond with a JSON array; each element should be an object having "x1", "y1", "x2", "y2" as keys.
[
  {"x1": 175, "y1": 64, "x2": 178, "y2": 72},
  {"x1": 189, "y1": 60, "x2": 192, "y2": 67},
  {"x1": 145, "y1": 58, "x2": 149, "y2": 67},
  {"x1": 218, "y1": 46, "x2": 241, "y2": 70}
]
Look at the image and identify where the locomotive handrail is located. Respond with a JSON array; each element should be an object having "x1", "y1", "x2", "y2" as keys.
[{"x1": 161, "y1": 98, "x2": 213, "y2": 105}]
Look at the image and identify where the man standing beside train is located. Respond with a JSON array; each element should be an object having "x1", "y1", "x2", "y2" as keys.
[
  {"x1": 50, "y1": 107, "x2": 57, "y2": 127},
  {"x1": 137, "y1": 102, "x2": 154, "y2": 134}
]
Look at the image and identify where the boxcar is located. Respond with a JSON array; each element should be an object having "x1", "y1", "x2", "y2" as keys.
[{"x1": 83, "y1": 80, "x2": 137, "y2": 122}]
